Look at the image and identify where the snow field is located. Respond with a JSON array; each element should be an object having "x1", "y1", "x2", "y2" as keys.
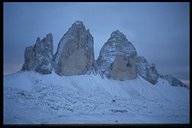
[{"x1": 4, "y1": 71, "x2": 189, "y2": 124}]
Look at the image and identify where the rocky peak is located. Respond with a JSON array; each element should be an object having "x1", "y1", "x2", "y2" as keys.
[
  {"x1": 109, "y1": 30, "x2": 127, "y2": 42},
  {"x1": 136, "y1": 56, "x2": 159, "y2": 85},
  {"x1": 54, "y1": 21, "x2": 94, "y2": 76},
  {"x1": 96, "y1": 30, "x2": 137, "y2": 80},
  {"x1": 46, "y1": 33, "x2": 53, "y2": 42},
  {"x1": 35, "y1": 33, "x2": 53, "y2": 53},
  {"x1": 70, "y1": 20, "x2": 86, "y2": 31},
  {"x1": 21, "y1": 33, "x2": 54, "y2": 74},
  {"x1": 99, "y1": 30, "x2": 137, "y2": 57},
  {"x1": 73, "y1": 20, "x2": 84, "y2": 27}
]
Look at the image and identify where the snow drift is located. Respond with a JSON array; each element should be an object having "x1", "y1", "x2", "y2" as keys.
[{"x1": 4, "y1": 71, "x2": 189, "y2": 124}]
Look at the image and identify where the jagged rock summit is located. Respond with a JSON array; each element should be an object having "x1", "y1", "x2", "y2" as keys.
[
  {"x1": 21, "y1": 33, "x2": 53, "y2": 74},
  {"x1": 54, "y1": 20, "x2": 94, "y2": 76},
  {"x1": 20, "y1": 21, "x2": 188, "y2": 88},
  {"x1": 160, "y1": 74, "x2": 188, "y2": 88},
  {"x1": 96, "y1": 30, "x2": 137, "y2": 80},
  {"x1": 136, "y1": 56, "x2": 159, "y2": 84}
]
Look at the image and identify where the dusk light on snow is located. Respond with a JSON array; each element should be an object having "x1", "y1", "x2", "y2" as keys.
[{"x1": 3, "y1": 2, "x2": 189, "y2": 124}]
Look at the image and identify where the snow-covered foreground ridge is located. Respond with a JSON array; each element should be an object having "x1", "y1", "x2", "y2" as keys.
[{"x1": 4, "y1": 71, "x2": 189, "y2": 124}]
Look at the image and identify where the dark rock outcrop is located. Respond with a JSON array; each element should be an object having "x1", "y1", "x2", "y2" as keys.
[
  {"x1": 160, "y1": 74, "x2": 188, "y2": 88},
  {"x1": 54, "y1": 21, "x2": 94, "y2": 76},
  {"x1": 136, "y1": 56, "x2": 159, "y2": 84},
  {"x1": 21, "y1": 33, "x2": 53, "y2": 74}
]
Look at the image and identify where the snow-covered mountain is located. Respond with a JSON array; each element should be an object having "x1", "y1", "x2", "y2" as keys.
[
  {"x1": 4, "y1": 20, "x2": 189, "y2": 124},
  {"x1": 4, "y1": 71, "x2": 189, "y2": 124},
  {"x1": 96, "y1": 30, "x2": 137, "y2": 80},
  {"x1": 54, "y1": 21, "x2": 94, "y2": 76}
]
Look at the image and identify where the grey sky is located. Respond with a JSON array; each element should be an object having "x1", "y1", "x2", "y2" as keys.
[{"x1": 3, "y1": 2, "x2": 189, "y2": 84}]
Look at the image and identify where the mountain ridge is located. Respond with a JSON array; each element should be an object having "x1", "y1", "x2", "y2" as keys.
[
  {"x1": 20, "y1": 20, "x2": 188, "y2": 88},
  {"x1": 3, "y1": 20, "x2": 189, "y2": 124}
]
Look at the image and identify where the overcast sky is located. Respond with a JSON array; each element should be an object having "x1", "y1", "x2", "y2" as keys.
[{"x1": 3, "y1": 2, "x2": 189, "y2": 84}]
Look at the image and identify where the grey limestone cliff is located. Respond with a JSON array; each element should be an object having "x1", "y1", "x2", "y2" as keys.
[
  {"x1": 21, "y1": 33, "x2": 54, "y2": 74},
  {"x1": 54, "y1": 21, "x2": 94, "y2": 76},
  {"x1": 96, "y1": 30, "x2": 137, "y2": 80}
]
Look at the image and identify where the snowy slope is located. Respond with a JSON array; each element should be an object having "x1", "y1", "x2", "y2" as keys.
[{"x1": 3, "y1": 71, "x2": 189, "y2": 124}]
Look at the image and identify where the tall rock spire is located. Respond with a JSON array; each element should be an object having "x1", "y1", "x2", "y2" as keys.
[
  {"x1": 96, "y1": 30, "x2": 137, "y2": 80},
  {"x1": 54, "y1": 20, "x2": 95, "y2": 76},
  {"x1": 21, "y1": 33, "x2": 54, "y2": 74}
]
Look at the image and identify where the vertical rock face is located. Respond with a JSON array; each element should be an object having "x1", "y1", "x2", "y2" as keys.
[
  {"x1": 96, "y1": 30, "x2": 137, "y2": 80},
  {"x1": 21, "y1": 33, "x2": 53, "y2": 74},
  {"x1": 22, "y1": 46, "x2": 36, "y2": 71},
  {"x1": 54, "y1": 21, "x2": 94, "y2": 76},
  {"x1": 136, "y1": 56, "x2": 159, "y2": 84}
]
